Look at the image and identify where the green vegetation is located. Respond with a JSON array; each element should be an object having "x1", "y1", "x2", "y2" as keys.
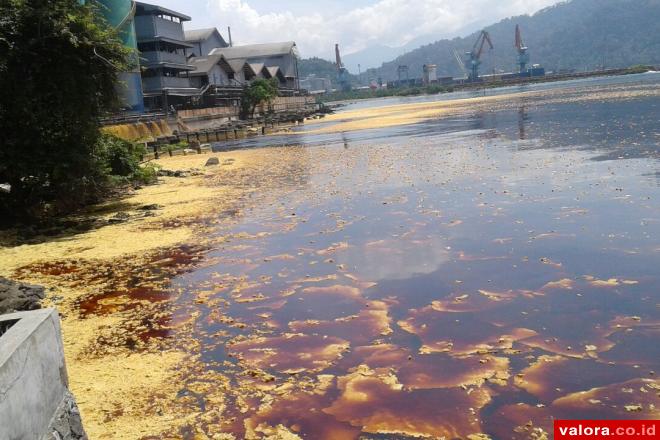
[
  {"x1": 163, "y1": 141, "x2": 191, "y2": 157},
  {"x1": 368, "y1": 0, "x2": 660, "y2": 81},
  {"x1": 298, "y1": 57, "x2": 359, "y2": 88},
  {"x1": 626, "y1": 64, "x2": 656, "y2": 74},
  {"x1": 98, "y1": 134, "x2": 158, "y2": 186},
  {"x1": 240, "y1": 78, "x2": 279, "y2": 120},
  {"x1": 0, "y1": 0, "x2": 144, "y2": 225},
  {"x1": 319, "y1": 84, "x2": 453, "y2": 103}
]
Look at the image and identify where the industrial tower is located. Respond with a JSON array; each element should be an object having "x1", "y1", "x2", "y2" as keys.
[{"x1": 335, "y1": 44, "x2": 352, "y2": 92}]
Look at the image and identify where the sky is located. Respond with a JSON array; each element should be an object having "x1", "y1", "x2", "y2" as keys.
[{"x1": 153, "y1": 0, "x2": 560, "y2": 59}]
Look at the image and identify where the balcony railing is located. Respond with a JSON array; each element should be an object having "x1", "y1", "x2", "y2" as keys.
[
  {"x1": 140, "y1": 51, "x2": 187, "y2": 67},
  {"x1": 142, "y1": 76, "x2": 192, "y2": 91},
  {"x1": 135, "y1": 16, "x2": 185, "y2": 41},
  {"x1": 153, "y1": 17, "x2": 185, "y2": 41}
]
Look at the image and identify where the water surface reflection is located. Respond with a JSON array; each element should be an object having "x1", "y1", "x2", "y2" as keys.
[{"x1": 177, "y1": 78, "x2": 660, "y2": 438}]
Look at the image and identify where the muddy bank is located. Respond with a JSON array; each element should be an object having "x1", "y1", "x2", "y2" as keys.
[
  {"x1": 0, "y1": 153, "x2": 227, "y2": 438},
  {"x1": 0, "y1": 150, "x2": 293, "y2": 438}
]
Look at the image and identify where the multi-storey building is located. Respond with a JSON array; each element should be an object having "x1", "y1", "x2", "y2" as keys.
[{"x1": 134, "y1": 2, "x2": 198, "y2": 111}]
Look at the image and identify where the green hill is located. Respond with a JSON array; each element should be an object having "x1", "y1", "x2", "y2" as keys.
[
  {"x1": 365, "y1": 0, "x2": 660, "y2": 81},
  {"x1": 298, "y1": 57, "x2": 360, "y2": 88}
]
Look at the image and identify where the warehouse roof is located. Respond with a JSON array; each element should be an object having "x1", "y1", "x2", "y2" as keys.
[
  {"x1": 135, "y1": 2, "x2": 191, "y2": 21},
  {"x1": 210, "y1": 42, "x2": 297, "y2": 59},
  {"x1": 188, "y1": 54, "x2": 234, "y2": 76},
  {"x1": 184, "y1": 28, "x2": 217, "y2": 42}
]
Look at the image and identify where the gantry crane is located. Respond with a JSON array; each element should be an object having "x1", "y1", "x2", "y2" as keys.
[
  {"x1": 515, "y1": 25, "x2": 530, "y2": 73},
  {"x1": 335, "y1": 44, "x2": 352, "y2": 92},
  {"x1": 466, "y1": 30, "x2": 494, "y2": 82}
]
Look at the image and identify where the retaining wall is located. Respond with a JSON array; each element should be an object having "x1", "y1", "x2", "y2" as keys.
[{"x1": 0, "y1": 309, "x2": 85, "y2": 440}]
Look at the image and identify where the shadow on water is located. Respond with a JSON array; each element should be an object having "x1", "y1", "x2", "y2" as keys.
[{"x1": 0, "y1": 199, "x2": 160, "y2": 246}]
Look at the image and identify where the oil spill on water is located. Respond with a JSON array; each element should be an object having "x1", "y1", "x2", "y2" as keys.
[
  {"x1": 16, "y1": 244, "x2": 211, "y2": 354},
  {"x1": 15, "y1": 78, "x2": 660, "y2": 438},
  {"x1": 148, "y1": 80, "x2": 660, "y2": 438}
]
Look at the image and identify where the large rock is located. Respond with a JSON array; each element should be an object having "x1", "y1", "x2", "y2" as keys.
[
  {"x1": 205, "y1": 157, "x2": 220, "y2": 167},
  {"x1": 0, "y1": 277, "x2": 44, "y2": 315},
  {"x1": 48, "y1": 391, "x2": 88, "y2": 440}
]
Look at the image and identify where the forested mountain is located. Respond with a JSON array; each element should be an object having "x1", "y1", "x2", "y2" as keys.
[
  {"x1": 298, "y1": 57, "x2": 339, "y2": 80},
  {"x1": 353, "y1": 0, "x2": 660, "y2": 82},
  {"x1": 298, "y1": 57, "x2": 359, "y2": 87}
]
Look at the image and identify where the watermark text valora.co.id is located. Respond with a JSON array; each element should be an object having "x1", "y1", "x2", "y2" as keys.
[{"x1": 554, "y1": 420, "x2": 658, "y2": 439}]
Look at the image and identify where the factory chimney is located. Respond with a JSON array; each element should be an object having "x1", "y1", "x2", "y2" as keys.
[{"x1": 228, "y1": 27, "x2": 233, "y2": 47}]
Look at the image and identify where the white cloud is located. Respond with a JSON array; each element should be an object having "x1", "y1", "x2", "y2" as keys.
[{"x1": 207, "y1": 0, "x2": 559, "y2": 59}]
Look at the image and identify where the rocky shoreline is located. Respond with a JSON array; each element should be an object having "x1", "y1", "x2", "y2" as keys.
[{"x1": 0, "y1": 277, "x2": 44, "y2": 315}]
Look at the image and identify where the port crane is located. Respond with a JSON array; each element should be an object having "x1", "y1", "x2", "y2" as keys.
[
  {"x1": 335, "y1": 44, "x2": 352, "y2": 91},
  {"x1": 466, "y1": 30, "x2": 493, "y2": 82},
  {"x1": 515, "y1": 25, "x2": 530, "y2": 73},
  {"x1": 452, "y1": 49, "x2": 469, "y2": 79}
]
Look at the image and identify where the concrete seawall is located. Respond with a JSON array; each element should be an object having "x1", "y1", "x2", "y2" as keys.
[
  {"x1": 0, "y1": 309, "x2": 86, "y2": 440},
  {"x1": 104, "y1": 95, "x2": 319, "y2": 142}
]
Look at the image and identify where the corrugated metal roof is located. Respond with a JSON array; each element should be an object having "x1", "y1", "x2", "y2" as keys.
[
  {"x1": 188, "y1": 54, "x2": 234, "y2": 76},
  {"x1": 267, "y1": 66, "x2": 282, "y2": 77},
  {"x1": 210, "y1": 42, "x2": 297, "y2": 59},
  {"x1": 184, "y1": 28, "x2": 219, "y2": 42},
  {"x1": 227, "y1": 59, "x2": 250, "y2": 72},
  {"x1": 135, "y1": 2, "x2": 191, "y2": 21},
  {"x1": 249, "y1": 63, "x2": 265, "y2": 75}
]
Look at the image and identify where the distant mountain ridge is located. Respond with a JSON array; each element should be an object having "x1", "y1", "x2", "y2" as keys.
[
  {"x1": 366, "y1": 0, "x2": 660, "y2": 81},
  {"x1": 340, "y1": 21, "x2": 496, "y2": 73}
]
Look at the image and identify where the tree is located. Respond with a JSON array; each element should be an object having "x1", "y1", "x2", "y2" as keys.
[
  {"x1": 298, "y1": 57, "x2": 359, "y2": 88},
  {"x1": 0, "y1": 0, "x2": 130, "y2": 223},
  {"x1": 239, "y1": 78, "x2": 279, "y2": 120}
]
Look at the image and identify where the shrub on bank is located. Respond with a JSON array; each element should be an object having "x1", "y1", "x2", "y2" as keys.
[{"x1": 97, "y1": 134, "x2": 159, "y2": 186}]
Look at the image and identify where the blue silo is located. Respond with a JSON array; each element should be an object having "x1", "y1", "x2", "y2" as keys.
[{"x1": 90, "y1": 0, "x2": 145, "y2": 113}]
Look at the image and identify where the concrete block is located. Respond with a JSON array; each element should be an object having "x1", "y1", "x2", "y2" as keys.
[{"x1": 0, "y1": 309, "x2": 69, "y2": 440}]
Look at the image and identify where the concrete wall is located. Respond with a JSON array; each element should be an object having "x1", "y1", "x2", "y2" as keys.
[
  {"x1": 0, "y1": 309, "x2": 82, "y2": 440},
  {"x1": 208, "y1": 65, "x2": 232, "y2": 86},
  {"x1": 199, "y1": 33, "x2": 227, "y2": 57},
  {"x1": 178, "y1": 96, "x2": 316, "y2": 122},
  {"x1": 257, "y1": 96, "x2": 317, "y2": 114}
]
